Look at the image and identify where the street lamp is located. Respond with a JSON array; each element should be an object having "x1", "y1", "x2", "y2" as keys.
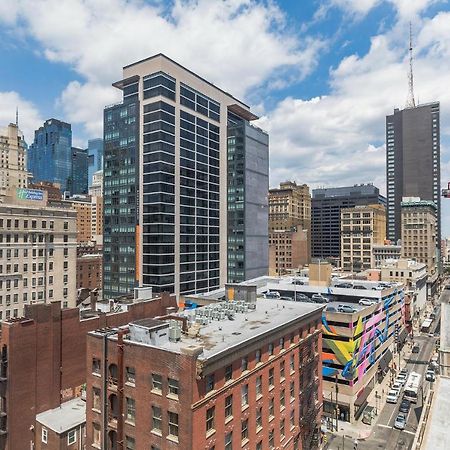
[{"x1": 335, "y1": 374, "x2": 339, "y2": 432}]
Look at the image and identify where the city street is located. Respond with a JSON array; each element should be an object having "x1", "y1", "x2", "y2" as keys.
[{"x1": 326, "y1": 296, "x2": 441, "y2": 450}]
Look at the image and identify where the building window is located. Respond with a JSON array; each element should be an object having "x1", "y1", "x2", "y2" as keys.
[
  {"x1": 269, "y1": 368, "x2": 274, "y2": 388},
  {"x1": 225, "y1": 394, "x2": 233, "y2": 418},
  {"x1": 269, "y1": 429, "x2": 274, "y2": 449},
  {"x1": 151, "y1": 373, "x2": 162, "y2": 393},
  {"x1": 68, "y1": 429, "x2": 77, "y2": 445},
  {"x1": 290, "y1": 381, "x2": 295, "y2": 400},
  {"x1": 241, "y1": 419, "x2": 248, "y2": 441},
  {"x1": 257, "y1": 442, "x2": 262, "y2": 450},
  {"x1": 241, "y1": 356, "x2": 248, "y2": 372},
  {"x1": 280, "y1": 389, "x2": 285, "y2": 409},
  {"x1": 225, "y1": 432, "x2": 233, "y2": 450},
  {"x1": 151, "y1": 406, "x2": 162, "y2": 433},
  {"x1": 280, "y1": 361, "x2": 285, "y2": 380},
  {"x1": 168, "y1": 411, "x2": 179, "y2": 439},
  {"x1": 256, "y1": 407, "x2": 262, "y2": 429},
  {"x1": 269, "y1": 398, "x2": 274, "y2": 418},
  {"x1": 126, "y1": 397, "x2": 136, "y2": 424},
  {"x1": 225, "y1": 364, "x2": 232, "y2": 381},
  {"x1": 206, "y1": 406, "x2": 215, "y2": 433},
  {"x1": 126, "y1": 366, "x2": 136, "y2": 385},
  {"x1": 168, "y1": 378, "x2": 179, "y2": 398},
  {"x1": 290, "y1": 408, "x2": 295, "y2": 428},
  {"x1": 269, "y1": 342, "x2": 274, "y2": 356},
  {"x1": 93, "y1": 423, "x2": 101, "y2": 446},
  {"x1": 206, "y1": 373, "x2": 215, "y2": 393},
  {"x1": 280, "y1": 418, "x2": 285, "y2": 440},
  {"x1": 126, "y1": 436, "x2": 135, "y2": 450},
  {"x1": 290, "y1": 354, "x2": 295, "y2": 372},
  {"x1": 42, "y1": 428, "x2": 48, "y2": 443},
  {"x1": 93, "y1": 387, "x2": 101, "y2": 411},
  {"x1": 255, "y1": 349, "x2": 261, "y2": 363},
  {"x1": 256, "y1": 375, "x2": 262, "y2": 398},
  {"x1": 92, "y1": 358, "x2": 101, "y2": 375},
  {"x1": 241, "y1": 384, "x2": 249, "y2": 407}
]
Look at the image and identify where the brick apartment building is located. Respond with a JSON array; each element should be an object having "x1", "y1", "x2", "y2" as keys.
[
  {"x1": 0, "y1": 292, "x2": 176, "y2": 450},
  {"x1": 86, "y1": 292, "x2": 323, "y2": 450},
  {"x1": 77, "y1": 253, "x2": 102, "y2": 291}
]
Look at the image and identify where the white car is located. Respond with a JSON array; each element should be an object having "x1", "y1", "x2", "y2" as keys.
[
  {"x1": 392, "y1": 381, "x2": 402, "y2": 392},
  {"x1": 395, "y1": 376, "x2": 406, "y2": 386},
  {"x1": 359, "y1": 298, "x2": 377, "y2": 306},
  {"x1": 386, "y1": 390, "x2": 399, "y2": 403}
]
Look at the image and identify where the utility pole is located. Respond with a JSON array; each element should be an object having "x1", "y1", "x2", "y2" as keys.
[{"x1": 335, "y1": 375, "x2": 339, "y2": 432}]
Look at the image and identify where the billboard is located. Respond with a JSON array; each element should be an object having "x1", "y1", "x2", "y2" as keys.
[{"x1": 16, "y1": 188, "x2": 44, "y2": 201}]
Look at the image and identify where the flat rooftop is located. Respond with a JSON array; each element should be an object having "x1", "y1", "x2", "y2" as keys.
[
  {"x1": 36, "y1": 397, "x2": 86, "y2": 433},
  {"x1": 126, "y1": 298, "x2": 322, "y2": 361},
  {"x1": 422, "y1": 376, "x2": 450, "y2": 450}
]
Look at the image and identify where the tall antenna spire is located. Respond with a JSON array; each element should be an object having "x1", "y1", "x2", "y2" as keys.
[
  {"x1": 15, "y1": 106, "x2": 19, "y2": 127},
  {"x1": 406, "y1": 22, "x2": 416, "y2": 109}
]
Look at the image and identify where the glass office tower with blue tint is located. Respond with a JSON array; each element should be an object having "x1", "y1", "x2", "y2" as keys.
[
  {"x1": 28, "y1": 118, "x2": 72, "y2": 193},
  {"x1": 105, "y1": 54, "x2": 267, "y2": 299},
  {"x1": 87, "y1": 138, "x2": 104, "y2": 188},
  {"x1": 70, "y1": 146, "x2": 88, "y2": 195},
  {"x1": 103, "y1": 78, "x2": 139, "y2": 299}
]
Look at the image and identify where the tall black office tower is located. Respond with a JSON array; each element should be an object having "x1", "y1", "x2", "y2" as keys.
[{"x1": 386, "y1": 102, "x2": 440, "y2": 246}]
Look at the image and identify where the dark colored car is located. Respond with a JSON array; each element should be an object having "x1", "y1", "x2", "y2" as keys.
[
  {"x1": 295, "y1": 293, "x2": 310, "y2": 302},
  {"x1": 412, "y1": 345, "x2": 420, "y2": 353},
  {"x1": 335, "y1": 283, "x2": 353, "y2": 288},
  {"x1": 399, "y1": 399, "x2": 411, "y2": 414},
  {"x1": 292, "y1": 280, "x2": 304, "y2": 285},
  {"x1": 354, "y1": 285, "x2": 367, "y2": 290}
]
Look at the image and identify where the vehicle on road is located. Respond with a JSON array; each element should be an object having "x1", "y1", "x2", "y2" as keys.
[
  {"x1": 295, "y1": 293, "x2": 310, "y2": 302},
  {"x1": 399, "y1": 368, "x2": 409, "y2": 377},
  {"x1": 386, "y1": 389, "x2": 399, "y2": 403},
  {"x1": 359, "y1": 298, "x2": 377, "y2": 306},
  {"x1": 335, "y1": 282, "x2": 353, "y2": 288},
  {"x1": 312, "y1": 293, "x2": 329, "y2": 303},
  {"x1": 263, "y1": 291, "x2": 280, "y2": 299},
  {"x1": 425, "y1": 370, "x2": 436, "y2": 382},
  {"x1": 412, "y1": 344, "x2": 420, "y2": 353},
  {"x1": 394, "y1": 413, "x2": 407, "y2": 430},
  {"x1": 337, "y1": 304, "x2": 357, "y2": 313},
  {"x1": 421, "y1": 318, "x2": 433, "y2": 333},
  {"x1": 292, "y1": 279, "x2": 304, "y2": 285},
  {"x1": 404, "y1": 371, "x2": 422, "y2": 403},
  {"x1": 399, "y1": 399, "x2": 411, "y2": 414},
  {"x1": 354, "y1": 285, "x2": 367, "y2": 290},
  {"x1": 395, "y1": 376, "x2": 406, "y2": 386},
  {"x1": 325, "y1": 306, "x2": 337, "y2": 312},
  {"x1": 445, "y1": 284, "x2": 450, "y2": 290},
  {"x1": 392, "y1": 381, "x2": 403, "y2": 392},
  {"x1": 279, "y1": 296, "x2": 294, "y2": 302}
]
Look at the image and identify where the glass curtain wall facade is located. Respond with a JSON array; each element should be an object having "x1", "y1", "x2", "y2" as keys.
[
  {"x1": 70, "y1": 147, "x2": 88, "y2": 195},
  {"x1": 103, "y1": 87, "x2": 139, "y2": 298},
  {"x1": 88, "y1": 138, "x2": 104, "y2": 188},
  {"x1": 28, "y1": 119, "x2": 72, "y2": 193}
]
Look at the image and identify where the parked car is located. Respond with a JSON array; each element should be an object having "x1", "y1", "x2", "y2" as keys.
[
  {"x1": 325, "y1": 306, "x2": 338, "y2": 312},
  {"x1": 386, "y1": 390, "x2": 399, "y2": 403},
  {"x1": 312, "y1": 293, "x2": 329, "y2": 303},
  {"x1": 337, "y1": 304, "x2": 357, "y2": 313},
  {"x1": 263, "y1": 291, "x2": 280, "y2": 299},
  {"x1": 395, "y1": 376, "x2": 406, "y2": 386},
  {"x1": 371, "y1": 285, "x2": 385, "y2": 291},
  {"x1": 445, "y1": 284, "x2": 450, "y2": 290},
  {"x1": 399, "y1": 399, "x2": 411, "y2": 414},
  {"x1": 425, "y1": 370, "x2": 436, "y2": 382},
  {"x1": 279, "y1": 296, "x2": 294, "y2": 302},
  {"x1": 354, "y1": 285, "x2": 367, "y2": 290},
  {"x1": 292, "y1": 279, "x2": 304, "y2": 285},
  {"x1": 394, "y1": 413, "x2": 407, "y2": 430},
  {"x1": 335, "y1": 283, "x2": 353, "y2": 288},
  {"x1": 399, "y1": 368, "x2": 409, "y2": 377},
  {"x1": 359, "y1": 298, "x2": 377, "y2": 306},
  {"x1": 295, "y1": 293, "x2": 310, "y2": 302},
  {"x1": 397, "y1": 373, "x2": 407, "y2": 383},
  {"x1": 412, "y1": 344, "x2": 420, "y2": 354},
  {"x1": 392, "y1": 381, "x2": 403, "y2": 392}
]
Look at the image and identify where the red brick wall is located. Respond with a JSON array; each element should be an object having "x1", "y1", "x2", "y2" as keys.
[{"x1": 0, "y1": 293, "x2": 176, "y2": 450}]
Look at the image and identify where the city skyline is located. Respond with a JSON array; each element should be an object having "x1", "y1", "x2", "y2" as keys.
[{"x1": 1, "y1": 1, "x2": 450, "y2": 233}]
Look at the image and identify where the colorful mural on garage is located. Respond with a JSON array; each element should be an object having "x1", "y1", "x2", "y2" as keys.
[{"x1": 321, "y1": 289, "x2": 403, "y2": 384}]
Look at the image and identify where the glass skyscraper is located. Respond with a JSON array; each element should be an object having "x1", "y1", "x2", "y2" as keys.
[
  {"x1": 103, "y1": 54, "x2": 267, "y2": 299},
  {"x1": 70, "y1": 146, "x2": 88, "y2": 195},
  {"x1": 28, "y1": 119, "x2": 72, "y2": 193},
  {"x1": 87, "y1": 138, "x2": 104, "y2": 188}
]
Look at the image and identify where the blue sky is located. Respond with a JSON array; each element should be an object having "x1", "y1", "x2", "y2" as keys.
[{"x1": 1, "y1": 0, "x2": 450, "y2": 233}]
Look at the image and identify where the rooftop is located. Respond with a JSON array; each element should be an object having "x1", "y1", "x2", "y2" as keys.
[
  {"x1": 122, "y1": 298, "x2": 322, "y2": 362},
  {"x1": 421, "y1": 376, "x2": 450, "y2": 450},
  {"x1": 36, "y1": 397, "x2": 86, "y2": 434}
]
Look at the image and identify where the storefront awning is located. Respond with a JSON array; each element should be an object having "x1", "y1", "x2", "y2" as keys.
[
  {"x1": 378, "y1": 349, "x2": 393, "y2": 371},
  {"x1": 355, "y1": 385, "x2": 372, "y2": 407}
]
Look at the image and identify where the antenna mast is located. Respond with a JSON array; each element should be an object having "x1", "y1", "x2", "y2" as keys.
[{"x1": 406, "y1": 22, "x2": 416, "y2": 109}]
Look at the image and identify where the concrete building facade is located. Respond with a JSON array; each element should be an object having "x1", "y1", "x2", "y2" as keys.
[
  {"x1": 401, "y1": 198, "x2": 437, "y2": 277},
  {"x1": 0, "y1": 123, "x2": 28, "y2": 198},
  {"x1": 386, "y1": 103, "x2": 440, "y2": 246},
  {"x1": 371, "y1": 242, "x2": 402, "y2": 268},
  {"x1": 0, "y1": 189, "x2": 77, "y2": 319},
  {"x1": 227, "y1": 120, "x2": 269, "y2": 283},
  {"x1": 86, "y1": 296, "x2": 323, "y2": 450},
  {"x1": 340, "y1": 204, "x2": 386, "y2": 272},
  {"x1": 311, "y1": 184, "x2": 386, "y2": 262}
]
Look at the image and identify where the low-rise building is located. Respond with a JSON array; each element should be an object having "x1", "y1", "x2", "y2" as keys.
[
  {"x1": 35, "y1": 397, "x2": 86, "y2": 450},
  {"x1": 76, "y1": 253, "x2": 102, "y2": 291},
  {"x1": 86, "y1": 291, "x2": 323, "y2": 450},
  {"x1": 371, "y1": 242, "x2": 402, "y2": 268}
]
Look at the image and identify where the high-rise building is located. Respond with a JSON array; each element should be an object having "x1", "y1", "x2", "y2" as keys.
[
  {"x1": 386, "y1": 103, "x2": 440, "y2": 245},
  {"x1": 70, "y1": 146, "x2": 88, "y2": 195},
  {"x1": 268, "y1": 182, "x2": 311, "y2": 274},
  {"x1": 227, "y1": 119, "x2": 269, "y2": 283},
  {"x1": 86, "y1": 294, "x2": 323, "y2": 450},
  {"x1": 103, "y1": 53, "x2": 267, "y2": 299},
  {"x1": 401, "y1": 198, "x2": 437, "y2": 277},
  {"x1": 66, "y1": 197, "x2": 92, "y2": 243},
  {"x1": 340, "y1": 204, "x2": 386, "y2": 272},
  {"x1": 0, "y1": 123, "x2": 29, "y2": 198},
  {"x1": 28, "y1": 119, "x2": 73, "y2": 193},
  {"x1": 0, "y1": 188, "x2": 77, "y2": 320},
  {"x1": 269, "y1": 181, "x2": 311, "y2": 232},
  {"x1": 88, "y1": 170, "x2": 103, "y2": 197},
  {"x1": 311, "y1": 184, "x2": 386, "y2": 262},
  {"x1": 87, "y1": 138, "x2": 103, "y2": 188}
]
